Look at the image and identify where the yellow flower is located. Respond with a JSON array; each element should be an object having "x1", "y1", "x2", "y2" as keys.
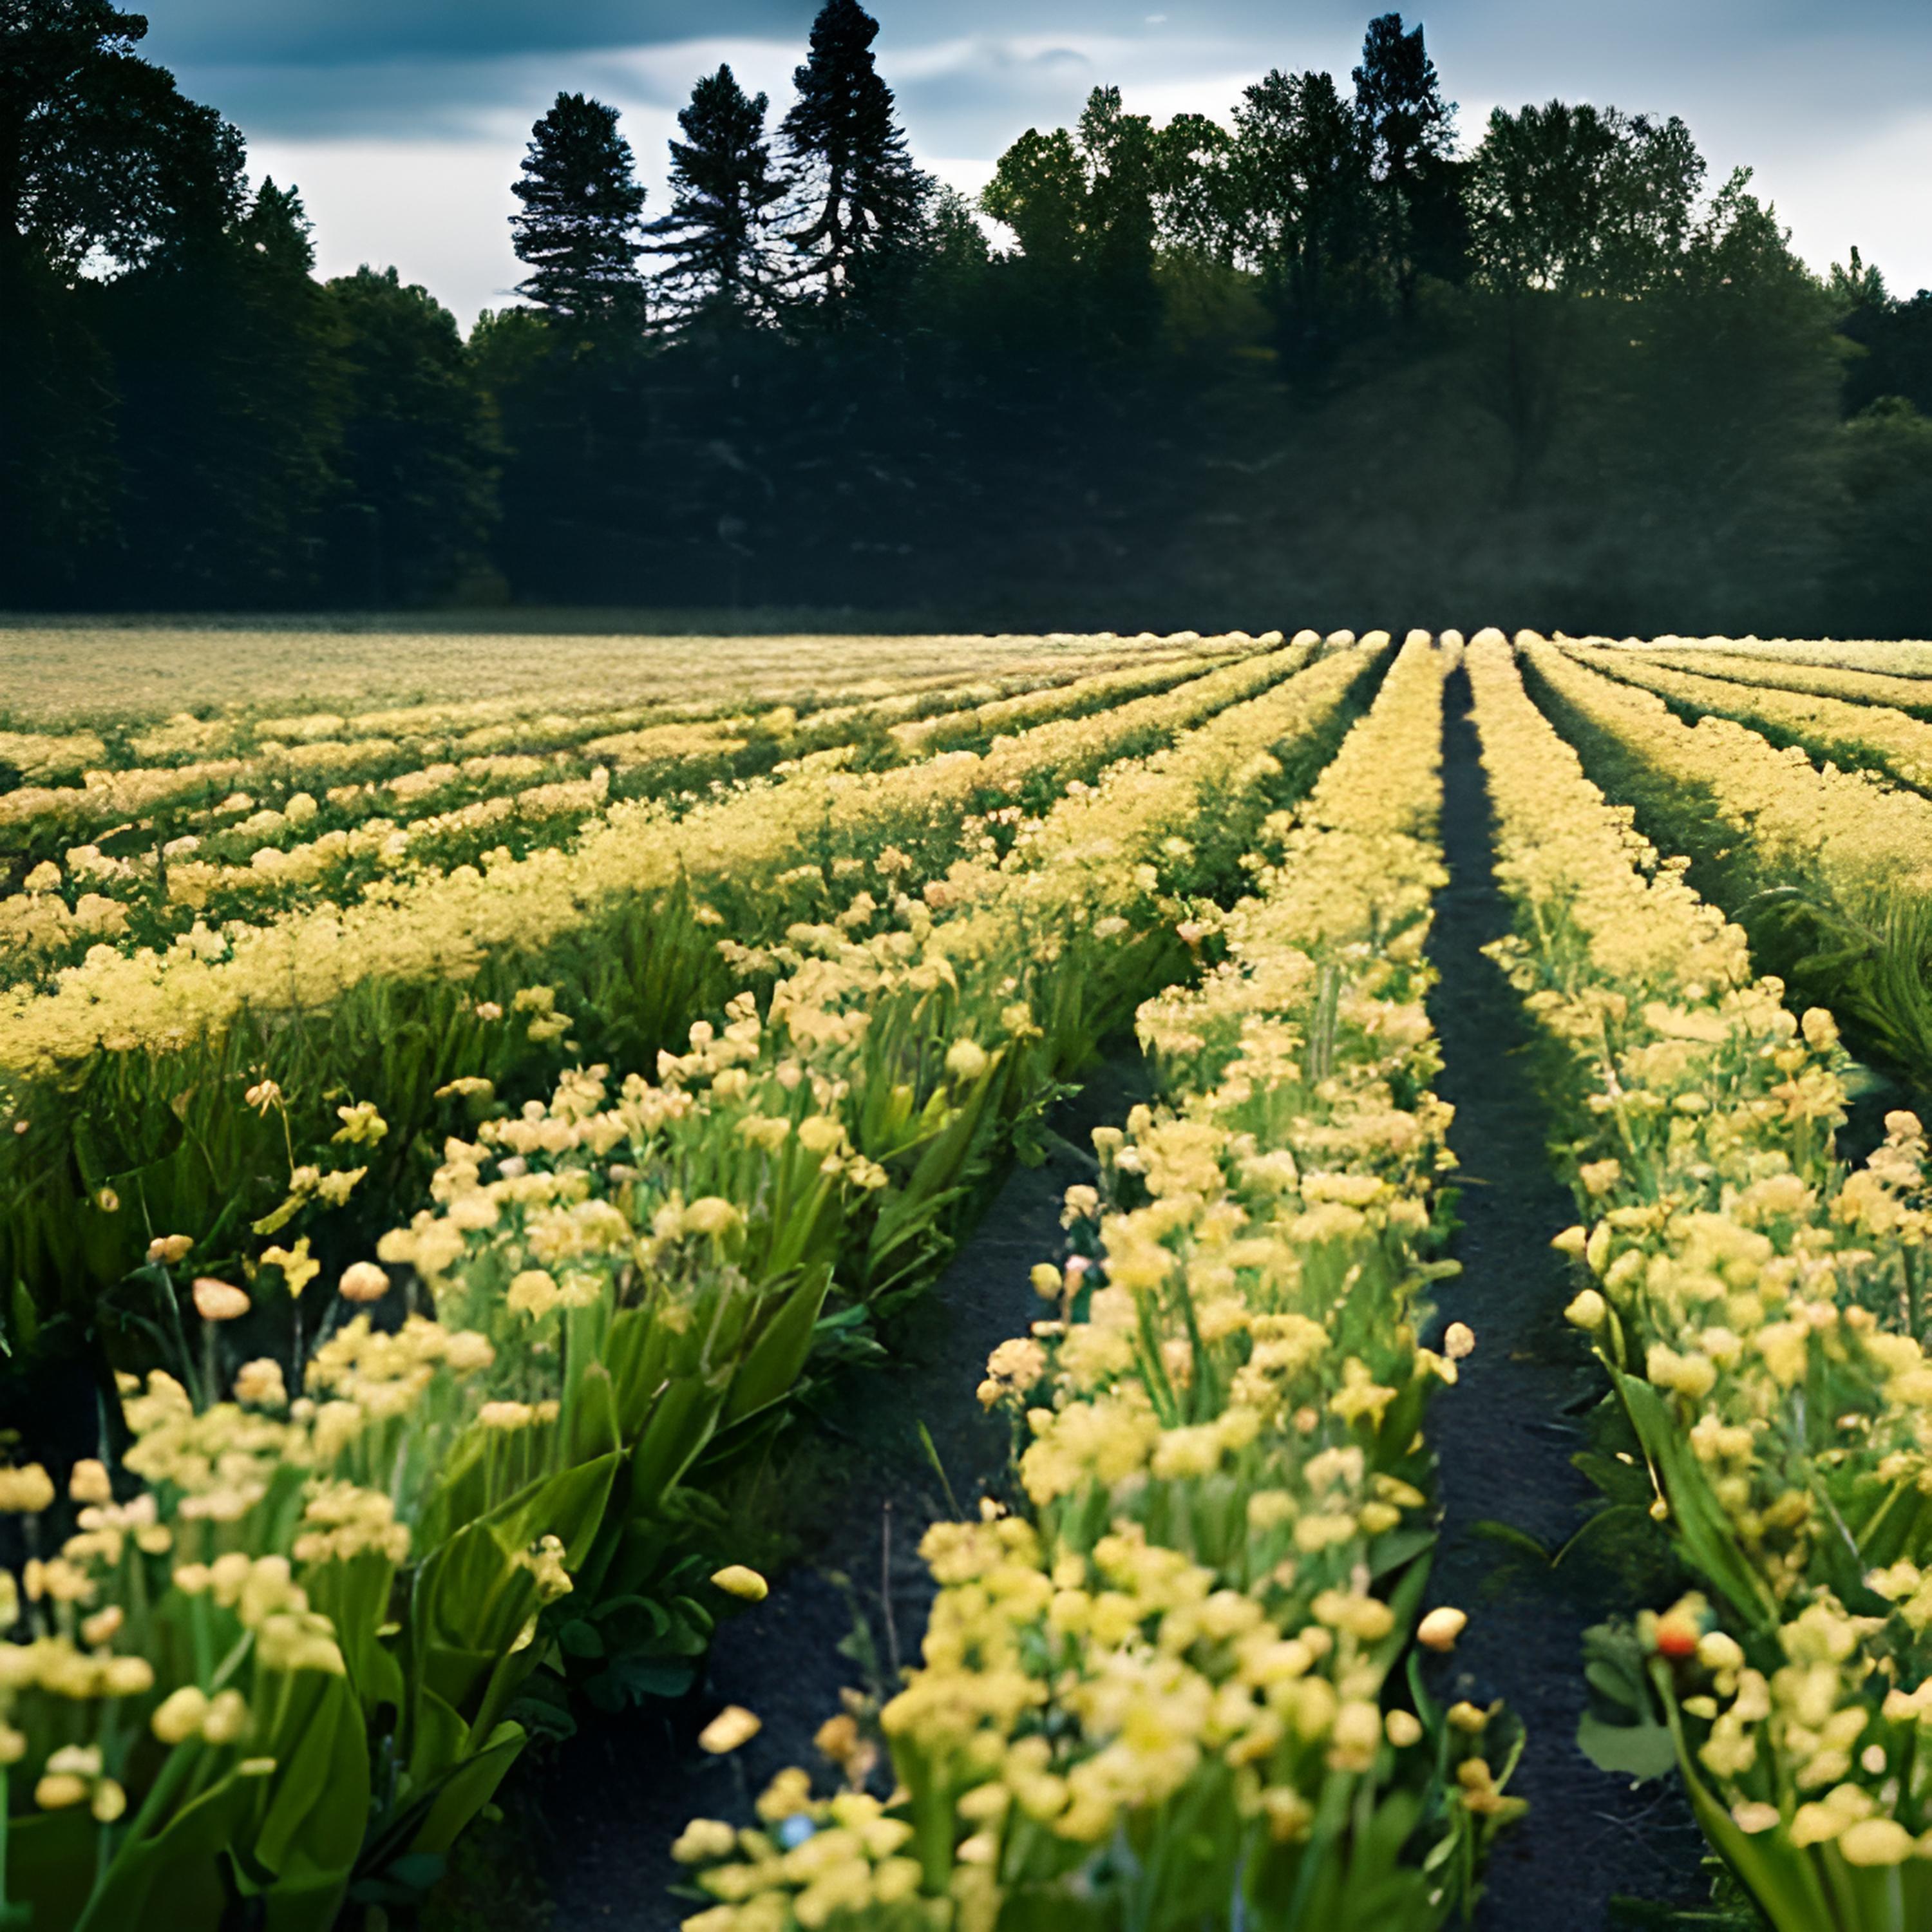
[
  {"x1": 68, "y1": 1459, "x2": 112, "y2": 1505},
  {"x1": 152, "y1": 1687, "x2": 211, "y2": 1745},
  {"x1": 671, "y1": 1819, "x2": 737, "y2": 1865},
  {"x1": 1564, "y1": 1288, "x2": 1607, "y2": 1331},
  {"x1": 710, "y1": 1566, "x2": 769, "y2": 1602},
  {"x1": 261, "y1": 1236, "x2": 321, "y2": 1297},
  {"x1": 0, "y1": 1464, "x2": 56, "y2": 1513},
  {"x1": 698, "y1": 1706, "x2": 762, "y2": 1755},
  {"x1": 192, "y1": 1277, "x2": 250, "y2": 1322},
  {"x1": 945, "y1": 1039, "x2": 990, "y2": 1082},
  {"x1": 337, "y1": 1261, "x2": 390, "y2": 1304}
]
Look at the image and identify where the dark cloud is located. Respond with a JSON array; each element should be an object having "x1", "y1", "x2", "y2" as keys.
[
  {"x1": 128, "y1": 0, "x2": 1932, "y2": 312},
  {"x1": 142, "y1": 0, "x2": 1932, "y2": 146},
  {"x1": 141, "y1": 0, "x2": 1331, "y2": 68}
]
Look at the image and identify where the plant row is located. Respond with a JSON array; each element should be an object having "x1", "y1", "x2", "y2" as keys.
[
  {"x1": 1567, "y1": 645, "x2": 1932, "y2": 800},
  {"x1": 0, "y1": 645, "x2": 1253, "y2": 989},
  {"x1": 1468, "y1": 633, "x2": 1932, "y2": 1931},
  {"x1": 1603, "y1": 645, "x2": 1932, "y2": 725},
  {"x1": 0, "y1": 633, "x2": 1382, "y2": 1926},
  {"x1": 1519, "y1": 636, "x2": 1932, "y2": 1094},
  {"x1": 0, "y1": 632, "x2": 1236, "y2": 779},
  {"x1": 1629, "y1": 638, "x2": 1932, "y2": 685},
  {"x1": 666, "y1": 635, "x2": 1524, "y2": 1932},
  {"x1": 0, "y1": 636, "x2": 1368, "y2": 1340}
]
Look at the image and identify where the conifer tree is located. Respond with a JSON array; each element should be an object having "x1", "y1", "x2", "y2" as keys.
[
  {"x1": 779, "y1": 0, "x2": 925, "y2": 308},
  {"x1": 1352, "y1": 13, "x2": 1459, "y2": 314},
  {"x1": 510, "y1": 93, "x2": 647, "y2": 325},
  {"x1": 648, "y1": 66, "x2": 787, "y2": 325}
]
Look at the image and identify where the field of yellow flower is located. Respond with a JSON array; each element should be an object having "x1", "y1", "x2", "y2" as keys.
[{"x1": 0, "y1": 621, "x2": 1927, "y2": 1931}]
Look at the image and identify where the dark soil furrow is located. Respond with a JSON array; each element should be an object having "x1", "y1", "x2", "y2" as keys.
[
  {"x1": 1423, "y1": 665, "x2": 1707, "y2": 1927},
  {"x1": 540, "y1": 1057, "x2": 1155, "y2": 1930}
]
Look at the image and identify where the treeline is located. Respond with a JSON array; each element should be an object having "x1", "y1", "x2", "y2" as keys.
[{"x1": 4, "y1": 0, "x2": 1931, "y2": 632}]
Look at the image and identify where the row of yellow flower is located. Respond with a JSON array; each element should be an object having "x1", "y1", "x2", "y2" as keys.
[
  {"x1": 1468, "y1": 634, "x2": 1932, "y2": 1931},
  {"x1": 0, "y1": 630, "x2": 1231, "y2": 779},
  {"x1": 0, "y1": 632, "x2": 1381, "y2": 1926},
  {"x1": 0, "y1": 638, "x2": 1313, "y2": 1086},
  {"x1": 1564, "y1": 644, "x2": 1932, "y2": 799},
  {"x1": 0, "y1": 638, "x2": 1365, "y2": 1345},
  {"x1": 1627, "y1": 636, "x2": 1932, "y2": 683},
  {"x1": 0, "y1": 646, "x2": 1251, "y2": 990},
  {"x1": 1520, "y1": 637, "x2": 1932, "y2": 922},
  {"x1": 665, "y1": 634, "x2": 1524, "y2": 1932},
  {"x1": 0, "y1": 638, "x2": 1243, "y2": 840},
  {"x1": 1595, "y1": 642, "x2": 1932, "y2": 725}
]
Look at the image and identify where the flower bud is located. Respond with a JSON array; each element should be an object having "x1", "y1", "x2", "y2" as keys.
[
  {"x1": 697, "y1": 1705, "x2": 761, "y2": 1755},
  {"x1": 1417, "y1": 1606, "x2": 1468, "y2": 1653},
  {"x1": 710, "y1": 1565, "x2": 768, "y2": 1603},
  {"x1": 1696, "y1": 1631, "x2": 1745, "y2": 1674},
  {"x1": 1800, "y1": 1007, "x2": 1839, "y2": 1051},
  {"x1": 151, "y1": 1687, "x2": 210, "y2": 1746},
  {"x1": 202, "y1": 1689, "x2": 251, "y2": 1746},
  {"x1": 191, "y1": 1278, "x2": 249, "y2": 1322},
  {"x1": 1564, "y1": 1288, "x2": 1608, "y2": 1331},
  {"x1": 147, "y1": 1234, "x2": 194, "y2": 1265},
  {"x1": 337, "y1": 1262, "x2": 390, "y2": 1304}
]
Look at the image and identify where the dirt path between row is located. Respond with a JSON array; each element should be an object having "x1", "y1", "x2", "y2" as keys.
[
  {"x1": 540, "y1": 1057, "x2": 1155, "y2": 1929},
  {"x1": 1423, "y1": 666, "x2": 1706, "y2": 1926}
]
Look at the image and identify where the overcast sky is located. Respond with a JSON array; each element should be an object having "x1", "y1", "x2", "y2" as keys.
[{"x1": 140, "y1": 0, "x2": 1932, "y2": 325}]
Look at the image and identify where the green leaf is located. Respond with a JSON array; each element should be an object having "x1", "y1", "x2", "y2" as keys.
[
  {"x1": 1468, "y1": 1518, "x2": 1554, "y2": 1564},
  {"x1": 1577, "y1": 1709, "x2": 1678, "y2": 1783},
  {"x1": 723, "y1": 1264, "x2": 831, "y2": 1425}
]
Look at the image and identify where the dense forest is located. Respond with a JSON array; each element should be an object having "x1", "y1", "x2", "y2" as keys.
[{"x1": 4, "y1": 0, "x2": 1930, "y2": 633}]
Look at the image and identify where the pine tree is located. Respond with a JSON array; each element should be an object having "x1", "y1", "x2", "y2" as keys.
[
  {"x1": 510, "y1": 93, "x2": 647, "y2": 325},
  {"x1": 779, "y1": 0, "x2": 925, "y2": 308},
  {"x1": 648, "y1": 66, "x2": 786, "y2": 326},
  {"x1": 1351, "y1": 14, "x2": 1459, "y2": 314}
]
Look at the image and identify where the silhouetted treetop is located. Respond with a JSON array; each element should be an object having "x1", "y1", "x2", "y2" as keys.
[
  {"x1": 2, "y1": 0, "x2": 244, "y2": 278},
  {"x1": 511, "y1": 92, "x2": 648, "y2": 323},
  {"x1": 780, "y1": 0, "x2": 925, "y2": 306},
  {"x1": 648, "y1": 64, "x2": 787, "y2": 325}
]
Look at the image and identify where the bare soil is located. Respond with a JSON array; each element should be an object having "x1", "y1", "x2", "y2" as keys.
[{"x1": 1421, "y1": 667, "x2": 1707, "y2": 1926}]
